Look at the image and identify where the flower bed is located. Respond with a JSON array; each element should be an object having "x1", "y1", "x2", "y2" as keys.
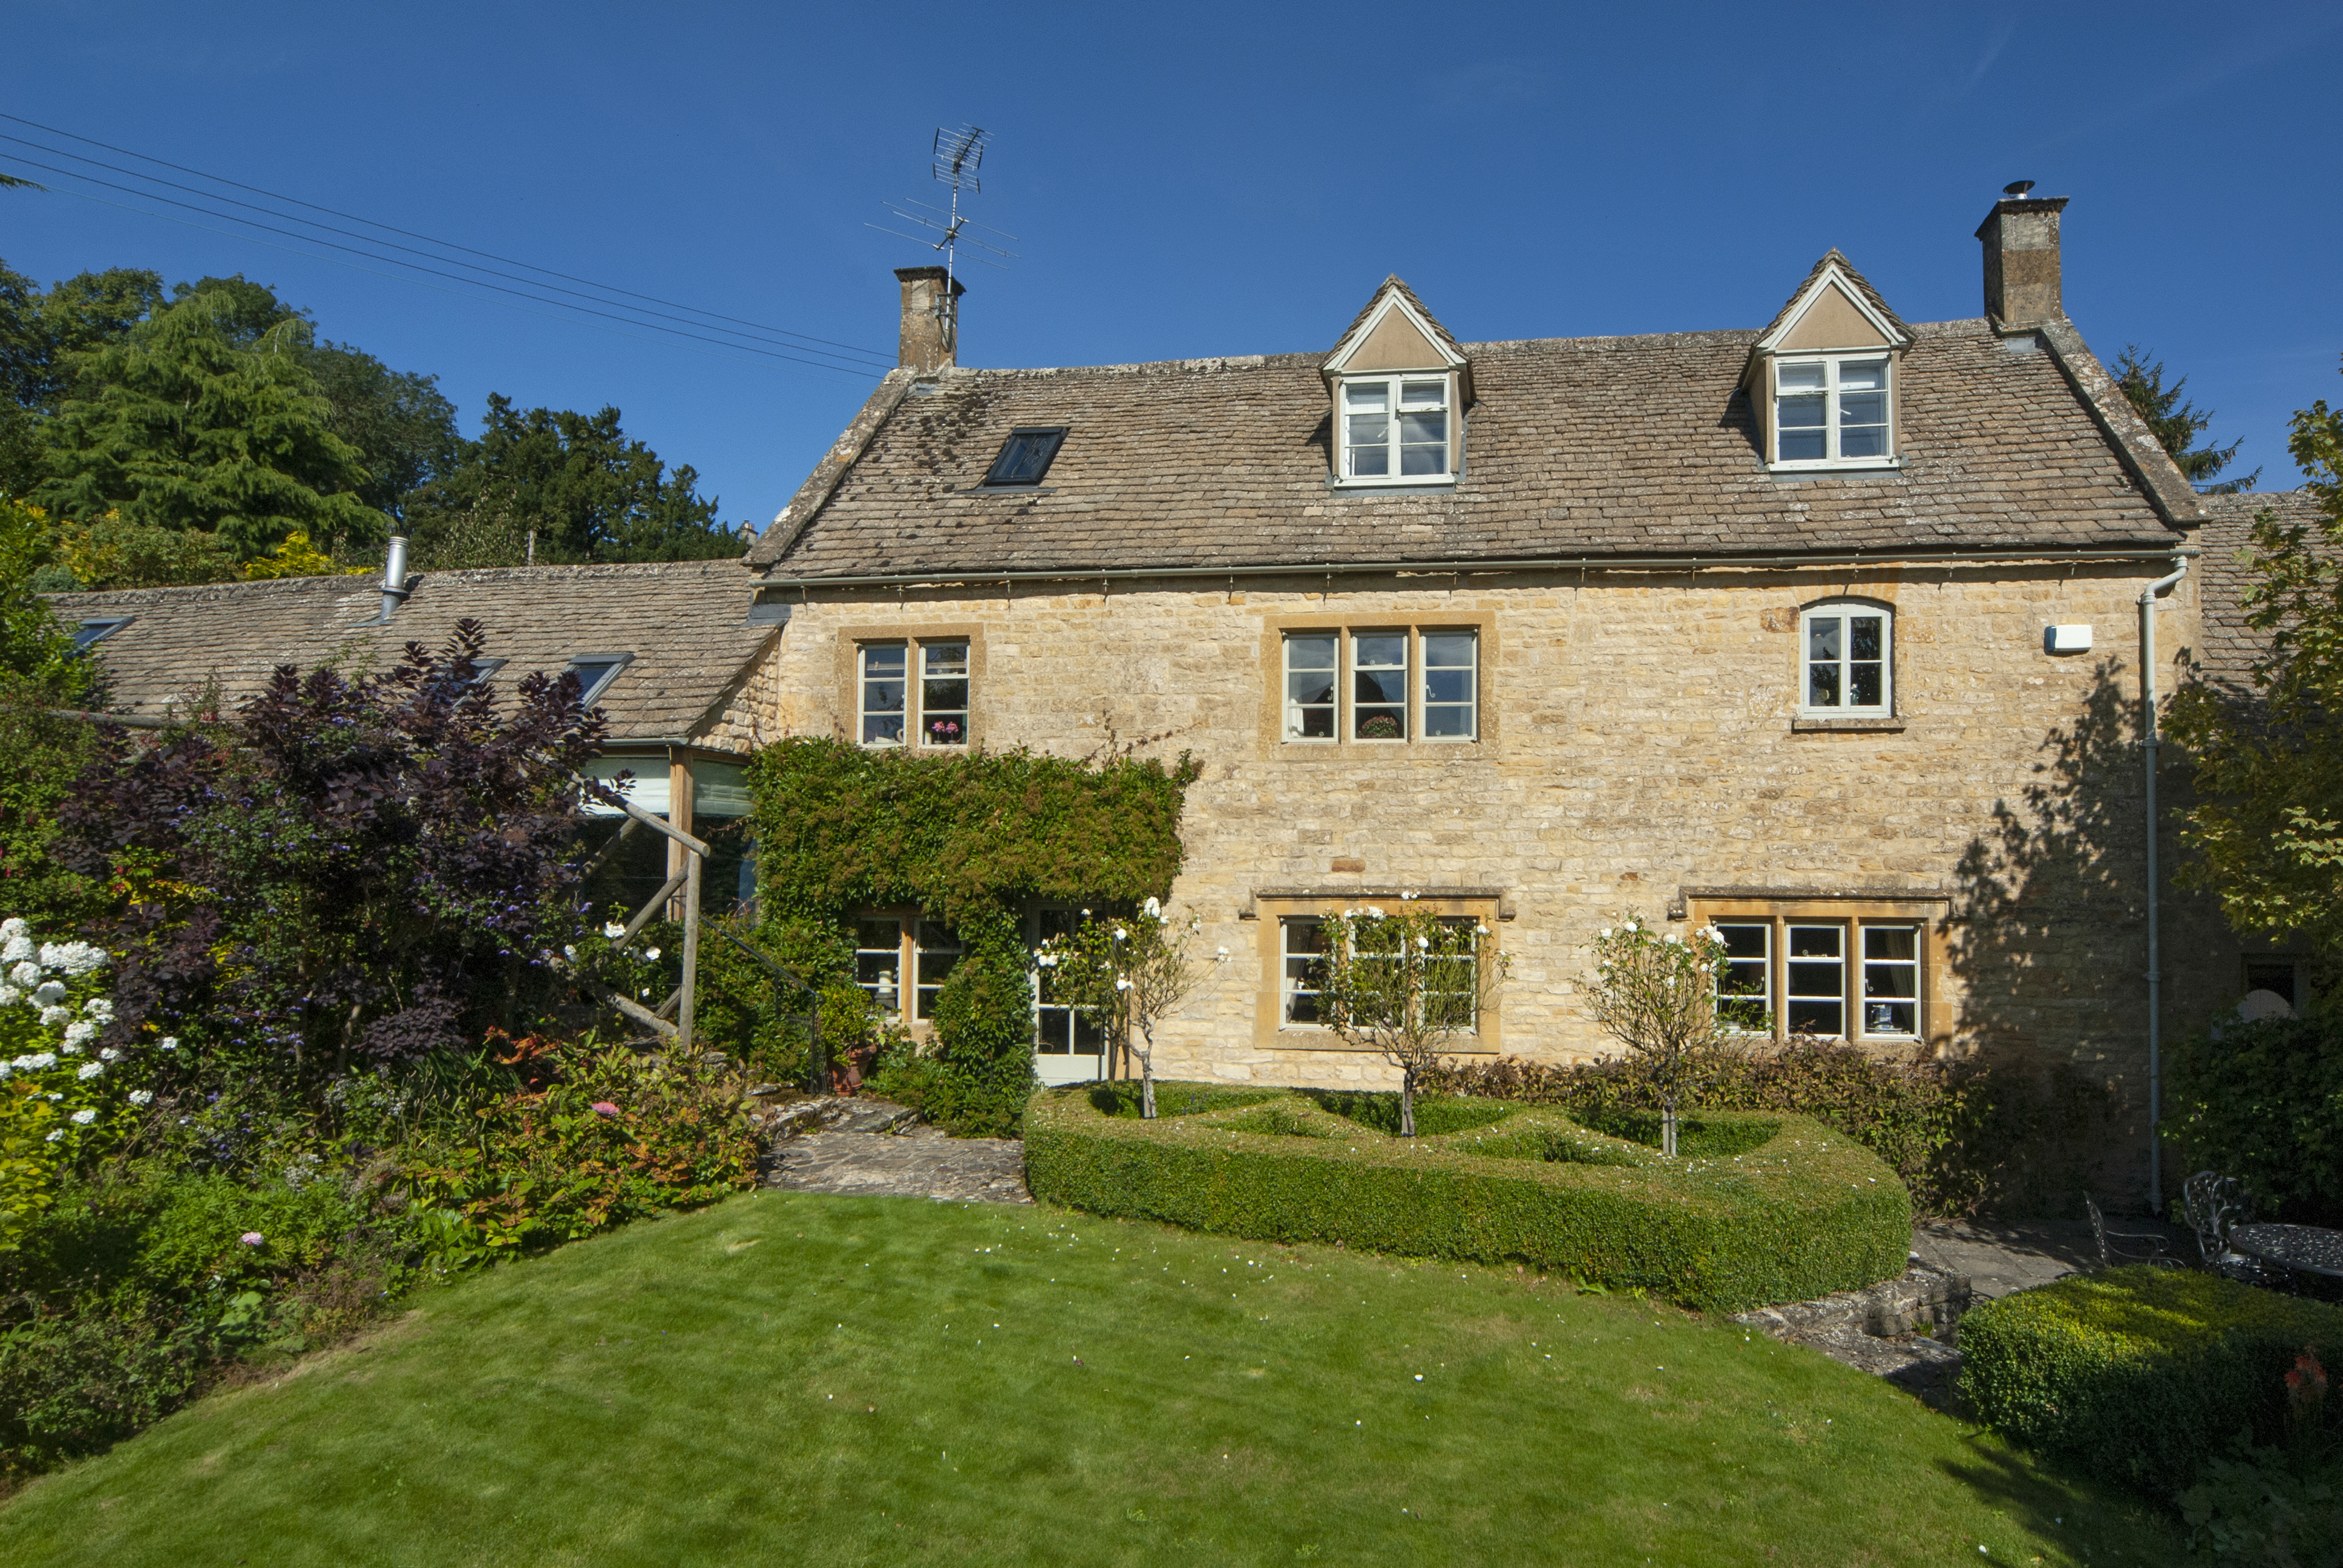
[{"x1": 1023, "y1": 1084, "x2": 1910, "y2": 1312}]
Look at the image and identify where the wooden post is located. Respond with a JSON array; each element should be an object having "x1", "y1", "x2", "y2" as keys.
[
  {"x1": 678, "y1": 850, "x2": 702, "y2": 1051},
  {"x1": 666, "y1": 756, "x2": 696, "y2": 922}
]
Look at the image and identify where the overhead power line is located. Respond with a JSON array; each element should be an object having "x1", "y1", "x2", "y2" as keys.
[{"x1": 0, "y1": 114, "x2": 895, "y2": 381}]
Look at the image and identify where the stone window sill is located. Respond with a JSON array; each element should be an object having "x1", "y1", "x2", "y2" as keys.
[{"x1": 1791, "y1": 716, "x2": 1907, "y2": 734}]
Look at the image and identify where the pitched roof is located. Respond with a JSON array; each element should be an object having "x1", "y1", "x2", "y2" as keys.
[
  {"x1": 747, "y1": 316, "x2": 2192, "y2": 579},
  {"x1": 50, "y1": 558, "x2": 775, "y2": 745},
  {"x1": 1325, "y1": 275, "x2": 1468, "y2": 366},
  {"x1": 2196, "y1": 488, "x2": 2334, "y2": 692},
  {"x1": 1754, "y1": 250, "x2": 1912, "y2": 347}
]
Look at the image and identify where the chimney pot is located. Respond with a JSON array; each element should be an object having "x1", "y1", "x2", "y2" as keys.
[
  {"x1": 1975, "y1": 191, "x2": 2069, "y2": 330},
  {"x1": 894, "y1": 266, "x2": 965, "y2": 375},
  {"x1": 379, "y1": 535, "x2": 411, "y2": 622}
]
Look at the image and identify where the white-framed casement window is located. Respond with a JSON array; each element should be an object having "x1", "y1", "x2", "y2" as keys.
[
  {"x1": 1800, "y1": 602, "x2": 1892, "y2": 715},
  {"x1": 855, "y1": 915, "x2": 906, "y2": 1016},
  {"x1": 1340, "y1": 375, "x2": 1451, "y2": 483},
  {"x1": 851, "y1": 914, "x2": 962, "y2": 1024},
  {"x1": 1279, "y1": 627, "x2": 1480, "y2": 745},
  {"x1": 1774, "y1": 355, "x2": 1892, "y2": 467},
  {"x1": 1280, "y1": 916, "x2": 1329, "y2": 1024},
  {"x1": 858, "y1": 638, "x2": 972, "y2": 749},
  {"x1": 1696, "y1": 908, "x2": 1927, "y2": 1042},
  {"x1": 1029, "y1": 906, "x2": 1106, "y2": 1078}
]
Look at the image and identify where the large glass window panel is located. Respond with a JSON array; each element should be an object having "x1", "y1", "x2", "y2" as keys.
[
  {"x1": 1398, "y1": 380, "x2": 1447, "y2": 475},
  {"x1": 1837, "y1": 359, "x2": 1889, "y2": 459},
  {"x1": 1285, "y1": 633, "x2": 1337, "y2": 740},
  {"x1": 1777, "y1": 362, "x2": 1829, "y2": 463},
  {"x1": 914, "y1": 921, "x2": 960, "y2": 1021},
  {"x1": 859, "y1": 644, "x2": 906, "y2": 746},
  {"x1": 1344, "y1": 383, "x2": 1391, "y2": 477},
  {"x1": 1714, "y1": 923, "x2": 1772, "y2": 1031},
  {"x1": 919, "y1": 641, "x2": 969, "y2": 747},
  {"x1": 1423, "y1": 917, "x2": 1481, "y2": 1033},
  {"x1": 1281, "y1": 918, "x2": 1328, "y2": 1025},
  {"x1": 1352, "y1": 633, "x2": 1407, "y2": 740},
  {"x1": 1032, "y1": 907, "x2": 1103, "y2": 1056},
  {"x1": 1422, "y1": 630, "x2": 1477, "y2": 739},
  {"x1": 1807, "y1": 616, "x2": 1843, "y2": 708},
  {"x1": 1861, "y1": 924, "x2": 1919, "y2": 1036},
  {"x1": 855, "y1": 916, "x2": 905, "y2": 1014},
  {"x1": 1848, "y1": 616, "x2": 1885, "y2": 708},
  {"x1": 1785, "y1": 925, "x2": 1846, "y2": 1036}
]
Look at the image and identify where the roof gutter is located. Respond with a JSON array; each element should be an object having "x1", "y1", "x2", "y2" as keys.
[{"x1": 753, "y1": 543, "x2": 2201, "y2": 595}]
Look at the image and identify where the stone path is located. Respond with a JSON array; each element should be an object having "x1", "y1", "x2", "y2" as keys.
[{"x1": 755, "y1": 1096, "x2": 1031, "y2": 1204}]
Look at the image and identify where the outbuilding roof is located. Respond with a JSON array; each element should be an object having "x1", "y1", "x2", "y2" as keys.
[
  {"x1": 2195, "y1": 488, "x2": 2333, "y2": 694},
  {"x1": 749, "y1": 309, "x2": 2198, "y2": 582},
  {"x1": 50, "y1": 558, "x2": 775, "y2": 746}
]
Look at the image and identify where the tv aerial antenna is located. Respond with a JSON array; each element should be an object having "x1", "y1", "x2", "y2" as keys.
[{"x1": 868, "y1": 125, "x2": 1018, "y2": 353}]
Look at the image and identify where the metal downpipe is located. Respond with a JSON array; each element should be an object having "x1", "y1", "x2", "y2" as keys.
[{"x1": 2140, "y1": 553, "x2": 2189, "y2": 1213}]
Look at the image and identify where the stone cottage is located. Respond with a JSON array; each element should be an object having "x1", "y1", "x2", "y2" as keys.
[{"x1": 741, "y1": 189, "x2": 2291, "y2": 1200}]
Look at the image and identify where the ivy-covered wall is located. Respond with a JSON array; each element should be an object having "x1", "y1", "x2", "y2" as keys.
[{"x1": 744, "y1": 737, "x2": 1199, "y2": 1135}]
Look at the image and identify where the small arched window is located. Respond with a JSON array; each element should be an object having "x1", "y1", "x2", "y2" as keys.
[{"x1": 1800, "y1": 601, "x2": 1892, "y2": 714}]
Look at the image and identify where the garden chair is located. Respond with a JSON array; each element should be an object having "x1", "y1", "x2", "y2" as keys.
[
  {"x1": 2181, "y1": 1170, "x2": 2292, "y2": 1290},
  {"x1": 2085, "y1": 1192, "x2": 2180, "y2": 1270}
]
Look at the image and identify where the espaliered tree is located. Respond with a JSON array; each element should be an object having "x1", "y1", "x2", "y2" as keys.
[
  {"x1": 1314, "y1": 899, "x2": 1508, "y2": 1137},
  {"x1": 1041, "y1": 896, "x2": 1228, "y2": 1119},
  {"x1": 1581, "y1": 915, "x2": 1748, "y2": 1157},
  {"x1": 744, "y1": 737, "x2": 1200, "y2": 1137}
]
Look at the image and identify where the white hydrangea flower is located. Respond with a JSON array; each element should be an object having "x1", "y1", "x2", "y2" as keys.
[
  {"x1": 0, "y1": 1062, "x2": 10, "y2": 1080},
  {"x1": 39, "y1": 1006, "x2": 70, "y2": 1028},
  {"x1": 98, "y1": 1048, "x2": 119, "y2": 1061},
  {"x1": 0, "y1": 935, "x2": 31, "y2": 963},
  {"x1": 77, "y1": 1062, "x2": 103, "y2": 1079},
  {"x1": 603, "y1": 922, "x2": 626, "y2": 939},
  {"x1": 10, "y1": 961, "x2": 41, "y2": 987},
  {"x1": 70, "y1": 1108, "x2": 96, "y2": 1125},
  {"x1": 64, "y1": 1020, "x2": 96, "y2": 1047},
  {"x1": 33, "y1": 981, "x2": 67, "y2": 1007},
  {"x1": 0, "y1": 986, "x2": 16, "y2": 1007},
  {"x1": 83, "y1": 997, "x2": 113, "y2": 1021},
  {"x1": 13, "y1": 1052, "x2": 56, "y2": 1071},
  {"x1": 159, "y1": 1037, "x2": 179, "y2": 1051},
  {"x1": 40, "y1": 941, "x2": 108, "y2": 976},
  {"x1": 0, "y1": 917, "x2": 26, "y2": 942},
  {"x1": 45, "y1": 1130, "x2": 62, "y2": 1143},
  {"x1": 128, "y1": 1089, "x2": 154, "y2": 1106}
]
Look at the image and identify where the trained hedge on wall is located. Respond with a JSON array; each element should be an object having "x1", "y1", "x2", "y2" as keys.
[
  {"x1": 1024, "y1": 1084, "x2": 1910, "y2": 1312},
  {"x1": 1959, "y1": 1267, "x2": 2343, "y2": 1495}
]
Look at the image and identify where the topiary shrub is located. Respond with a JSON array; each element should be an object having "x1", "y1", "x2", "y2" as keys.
[
  {"x1": 1959, "y1": 1267, "x2": 2343, "y2": 1495},
  {"x1": 1025, "y1": 1083, "x2": 1909, "y2": 1312}
]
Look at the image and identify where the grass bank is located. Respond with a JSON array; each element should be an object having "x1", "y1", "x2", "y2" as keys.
[{"x1": 1, "y1": 1192, "x2": 2175, "y2": 1566}]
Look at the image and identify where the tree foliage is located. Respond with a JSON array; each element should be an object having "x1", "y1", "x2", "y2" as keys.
[
  {"x1": 2116, "y1": 344, "x2": 2258, "y2": 495},
  {"x1": 1041, "y1": 896, "x2": 1227, "y2": 1119},
  {"x1": 405, "y1": 395, "x2": 739, "y2": 567},
  {"x1": 2168, "y1": 363, "x2": 2343, "y2": 961},
  {"x1": 1311, "y1": 900, "x2": 1506, "y2": 1137}
]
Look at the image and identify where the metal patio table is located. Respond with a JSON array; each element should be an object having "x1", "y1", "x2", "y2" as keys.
[{"x1": 2229, "y1": 1224, "x2": 2343, "y2": 1298}]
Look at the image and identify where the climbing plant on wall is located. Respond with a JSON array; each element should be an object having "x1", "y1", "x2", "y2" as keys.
[{"x1": 744, "y1": 737, "x2": 1201, "y2": 1135}]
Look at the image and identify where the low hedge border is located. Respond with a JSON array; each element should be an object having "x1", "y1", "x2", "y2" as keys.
[
  {"x1": 1959, "y1": 1267, "x2": 2343, "y2": 1495},
  {"x1": 1023, "y1": 1084, "x2": 1910, "y2": 1313}
]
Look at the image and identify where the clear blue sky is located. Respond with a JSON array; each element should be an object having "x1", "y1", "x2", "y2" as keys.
[{"x1": 5, "y1": 1, "x2": 2337, "y2": 527}]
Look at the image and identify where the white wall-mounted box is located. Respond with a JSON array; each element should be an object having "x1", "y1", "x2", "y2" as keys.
[{"x1": 2045, "y1": 624, "x2": 2094, "y2": 654}]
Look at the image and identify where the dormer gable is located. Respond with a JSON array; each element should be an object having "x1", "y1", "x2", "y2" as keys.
[
  {"x1": 1743, "y1": 251, "x2": 1913, "y2": 472},
  {"x1": 1322, "y1": 277, "x2": 1471, "y2": 486}
]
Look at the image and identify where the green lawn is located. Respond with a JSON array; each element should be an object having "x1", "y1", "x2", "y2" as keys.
[{"x1": 1, "y1": 1192, "x2": 2178, "y2": 1566}]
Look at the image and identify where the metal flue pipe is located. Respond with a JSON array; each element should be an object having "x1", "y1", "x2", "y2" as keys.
[
  {"x1": 2138, "y1": 552, "x2": 2190, "y2": 1213},
  {"x1": 379, "y1": 535, "x2": 411, "y2": 622}
]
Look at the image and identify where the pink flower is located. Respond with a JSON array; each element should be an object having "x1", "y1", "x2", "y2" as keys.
[
  {"x1": 591, "y1": 1102, "x2": 620, "y2": 1117},
  {"x1": 239, "y1": 1232, "x2": 264, "y2": 1247}
]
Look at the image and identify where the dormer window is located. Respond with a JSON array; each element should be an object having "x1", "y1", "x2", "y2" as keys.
[
  {"x1": 1747, "y1": 252, "x2": 1911, "y2": 474},
  {"x1": 1320, "y1": 276, "x2": 1472, "y2": 489},
  {"x1": 1775, "y1": 355, "x2": 1891, "y2": 465},
  {"x1": 1343, "y1": 377, "x2": 1450, "y2": 480}
]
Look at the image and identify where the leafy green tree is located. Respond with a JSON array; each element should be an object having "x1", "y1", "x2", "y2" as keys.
[
  {"x1": 0, "y1": 498, "x2": 84, "y2": 691},
  {"x1": 2116, "y1": 345, "x2": 2258, "y2": 494},
  {"x1": 2168, "y1": 361, "x2": 2343, "y2": 962},
  {"x1": 1040, "y1": 897, "x2": 1227, "y2": 1119},
  {"x1": 1581, "y1": 915, "x2": 1737, "y2": 1157},
  {"x1": 0, "y1": 263, "x2": 167, "y2": 414},
  {"x1": 306, "y1": 342, "x2": 461, "y2": 520},
  {"x1": 31, "y1": 287, "x2": 385, "y2": 559},
  {"x1": 1314, "y1": 900, "x2": 1507, "y2": 1137},
  {"x1": 406, "y1": 395, "x2": 741, "y2": 566}
]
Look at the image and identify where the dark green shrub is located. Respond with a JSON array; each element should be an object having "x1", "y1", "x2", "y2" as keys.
[
  {"x1": 133, "y1": 1175, "x2": 375, "y2": 1298},
  {"x1": 1219, "y1": 1106, "x2": 1334, "y2": 1138},
  {"x1": 1305, "y1": 1089, "x2": 1521, "y2": 1137},
  {"x1": 1086, "y1": 1082, "x2": 1282, "y2": 1119},
  {"x1": 1572, "y1": 1109, "x2": 1781, "y2": 1158},
  {"x1": 0, "y1": 1295, "x2": 208, "y2": 1475},
  {"x1": 1026, "y1": 1084, "x2": 1908, "y2": 1312},
  {"x1": 1427, "y1": 1044, "x2": 2114, "y2": 1217},
  {"x1": 2166, "y1": 1013, "x2": 2343, "y2": 1224},
  {"x1": 1960, "y1": 1267, "x2": 2343, "y2": 1495}
]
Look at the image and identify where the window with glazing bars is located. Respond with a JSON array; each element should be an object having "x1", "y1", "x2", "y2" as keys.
[
  {"x1": 1802, "y1": 604, "x2": 1890, "y2": 713},
  {"x1": 1775, "y1": 356, "x2": 1889, "y2": 463},
  {"x1": 1342, "y1": 377, "x2": 1449, "y2": 480}
]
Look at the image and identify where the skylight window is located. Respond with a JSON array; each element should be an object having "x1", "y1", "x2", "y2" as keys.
[
  {"x1": 983, "y1": 426, "x2": 1067, "y2": 487},
  {"x1": 73, "y1": 618, "x2": 131, "y2": 650},
  {"x1": 564, "y1": 654, "x2": 633, "y2": 707}
]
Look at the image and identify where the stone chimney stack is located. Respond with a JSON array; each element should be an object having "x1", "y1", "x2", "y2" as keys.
[
  {"x1": 894, "y1": 266, "x2": 965, "y2": 374},
  {"x1": 1975, "y1": 189, "x2": 2070, "y2": 330}
]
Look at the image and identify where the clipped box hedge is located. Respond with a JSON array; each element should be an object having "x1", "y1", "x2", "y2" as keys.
[
  {"x1": 1023, "y1": 1084, "x2": 1910, "y2": 1313},
  {"x1": 1960, "y1": 1267, "x2": 2343, "y2": 1494}
]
